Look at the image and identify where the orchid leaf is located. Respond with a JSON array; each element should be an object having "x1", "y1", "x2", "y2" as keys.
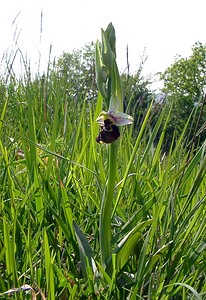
[
  {"x1": 101, "y1": 28, "x2": 113, "y2": 76},
  {"x1": 113, "y1": 219, "x2": 153, "y2": 271},
  {"x1": 105, "y1": 22, "x2": 116, "y2": 58},
  {"x1": 73, "y1": 221, "x2": 94, "y2": 280},
  {"x1": 95, "y1": 41, "x2": 108, "y2": 100},
  {"x1": 109, "y1": 58, "x2": 123, "y2": 112}
]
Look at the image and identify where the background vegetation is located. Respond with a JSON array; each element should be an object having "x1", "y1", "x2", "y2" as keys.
[{"x1": 0, "y1": 35, "x2": 206, "y2": 299}]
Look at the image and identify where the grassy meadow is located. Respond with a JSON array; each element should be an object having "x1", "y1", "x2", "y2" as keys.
[{"x1": 0, "y1": 26, "x2": 206, "y2": 299}]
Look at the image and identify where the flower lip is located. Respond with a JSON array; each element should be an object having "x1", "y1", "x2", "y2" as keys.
[{"x1": 96, "y1": 124, "x2": 120, "y2": 144}]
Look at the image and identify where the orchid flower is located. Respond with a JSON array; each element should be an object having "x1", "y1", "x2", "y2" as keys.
[{"x1": 96, "y1": 110, "x2": 133, "y2": 144}]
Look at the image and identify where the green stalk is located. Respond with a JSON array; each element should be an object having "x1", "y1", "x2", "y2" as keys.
[{"x1": 100, "y1": 140, "x2": 119, "y2": 269}]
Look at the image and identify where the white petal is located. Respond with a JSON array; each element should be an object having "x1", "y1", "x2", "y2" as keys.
[{"x1": 109, "y1": 111, "x2": 134, "y2": 126}]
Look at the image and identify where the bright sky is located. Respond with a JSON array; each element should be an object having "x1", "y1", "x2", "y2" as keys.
[{"x1": 1, "y1": 0, "x2": 206, "y2": 87}]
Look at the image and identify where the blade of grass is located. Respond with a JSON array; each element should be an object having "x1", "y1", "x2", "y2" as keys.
[
  {"x1": 73, "y1": 221, "x2": 94, "y2": 279},
  {"x1": 43, "y1": 228, "x2": 55, "y2": 300},
  {"x1": 112, "y1": 101, "x2": 153, "y2": 217}
]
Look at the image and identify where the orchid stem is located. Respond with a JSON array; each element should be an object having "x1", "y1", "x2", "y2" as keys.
[{"x1": 100, "y1": 140, "x2": 119, "y2": 271}]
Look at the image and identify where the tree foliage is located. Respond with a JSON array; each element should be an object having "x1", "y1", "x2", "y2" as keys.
[
  {"x1": 50, "y1": 42, "x2": 97, "y2": 101},
  {"x1": 160, "y1": 42, "x2": 206, "y2": 150},
  {"x1": 121, "y1": 58, "x2": 153, "y2": 131}
]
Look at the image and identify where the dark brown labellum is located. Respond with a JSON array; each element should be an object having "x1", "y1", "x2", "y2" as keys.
[{"x1": 96, "y1": 124, "x2": 120, "y2": 144}]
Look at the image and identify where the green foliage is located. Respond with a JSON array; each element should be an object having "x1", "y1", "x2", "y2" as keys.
[
  {"x1": 0, "y1": 29, "x2": 206, "y2": 299},
  {"x1": 50, "y1": 42, "x2": 97, "y2": 101},
  {"x1": 162, "y1": 42, "x2": 206, "y2": 98},
  {"x1": 121, "y1": 70, "x2": 153, "y2": 136},
  {"x1": 160, "y1": 42, "x2": 206, "y2": 150}
]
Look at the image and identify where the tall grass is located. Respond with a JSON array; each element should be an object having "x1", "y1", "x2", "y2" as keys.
[{"x1": 0, "y1": 26, "x2": 206, "y2": 299}]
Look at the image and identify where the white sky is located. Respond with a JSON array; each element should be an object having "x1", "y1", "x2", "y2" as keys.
[{"x1": 1, "y1": 0, "x2": 206, "y2": 87}]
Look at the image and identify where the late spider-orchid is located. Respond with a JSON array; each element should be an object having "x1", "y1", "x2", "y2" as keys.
[{"x1": 96, "y1": 110, "x2": 133, "y2": 143}]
